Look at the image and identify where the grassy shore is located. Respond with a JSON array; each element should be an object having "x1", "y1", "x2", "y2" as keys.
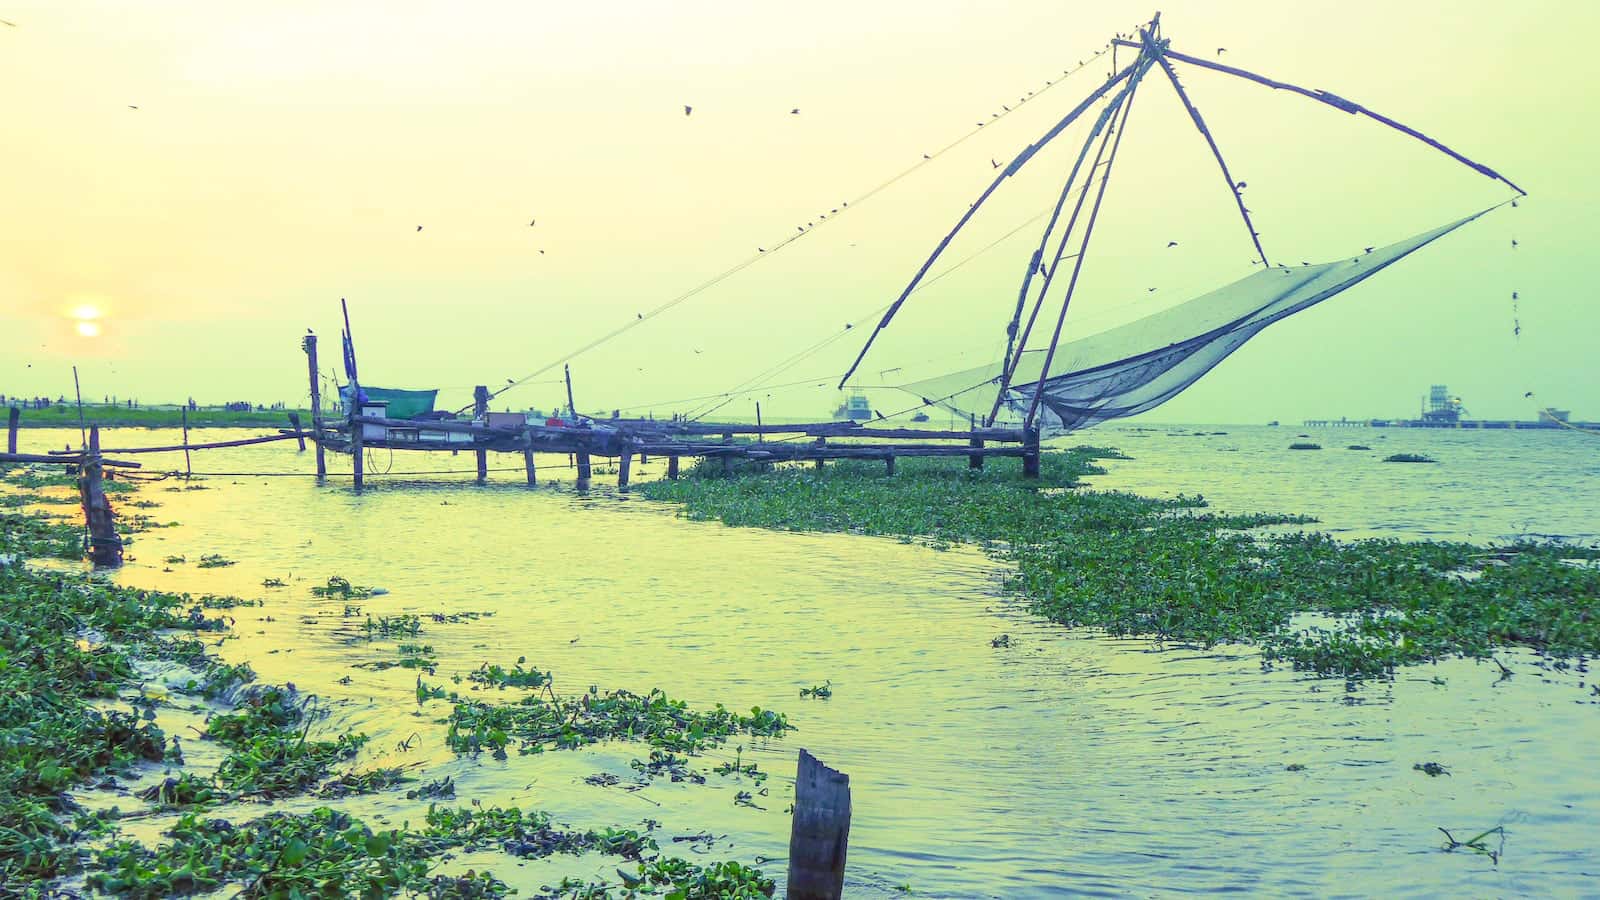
[
  {"x1": 0, "y1": 469, "x2": 783, "y2": 897},
  {"x1": 9, "y1": 404, "x2": 310, "y2": 429},
  {"x1": 641, "y1": 452, "x2": 1600, "y2": 682}
]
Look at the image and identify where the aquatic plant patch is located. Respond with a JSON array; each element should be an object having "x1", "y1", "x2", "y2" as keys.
[{"x1": 642, "y1": 453, "x2": 1600, "y2": 681}]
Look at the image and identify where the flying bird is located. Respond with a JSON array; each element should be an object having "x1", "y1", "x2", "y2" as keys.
[
  {"x1": 128, "y1": 105, "x2": 139, "y2": 109},
  {"x1": 1363, "y1": 246, "x2": 1374, "y2": 254},
  {"x1": 538, "y1": 249, "x2": 545, "y2": 255},
  {"x1": 790, "y1": 108, "x2": 800, "y2": 114},
  {"x1": 844, "y1": 323, "x2": 853, "y2": 330},
  {"x1": 1512, "y1": 291, "x2": 1519, "y2": 300},
  {"x1": 636, "y1": 313, "x2": 643, "y2": 320},
  {"x1": 1167, "y1": 241, "x2": 1178, "y2": 248},
  {"x1": 1217, "y1": 47, "x2": 1227, "y2": 55},
  {"x1": 416, "y1": 225, "x2": 423, "y2": 232},
  {"x1": 1147, "y1": 287, "x2": 1156, "y2": 292},
  {"x1": 528, "y1": 219, "x2": 536, "y2": 226},
  {"x1": 1511, "y1": 239, "x2": 1519, "y2": 248},
  {"x1": 991, "y1": 159, "x2": 1000, "y2": 169},
  {"x1": 757, "y1": 247, "x2": 765, "y2": 252},
  {"x1": 1524, "y1": 391, "x2": 1534, "y2": 398},
  {"x1": 922, "y1": 153, "x2": 931, "y2": 159},
  {"x1": 683, "y1": 105, "x2": 692, "y2": 116},
  {"x1": 921, "y1": 396, "x2": 935, "y2": 406}
]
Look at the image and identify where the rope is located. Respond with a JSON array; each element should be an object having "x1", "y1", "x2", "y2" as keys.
[{"x1": 472, "y1": 40, "x2": 1128, "y2": 413}]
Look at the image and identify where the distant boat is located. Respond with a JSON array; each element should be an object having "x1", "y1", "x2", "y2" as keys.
[
  {"x1": 832, "y1": 391, "x2": 872, "y2": 422},
  {"x1": 1267, "y1": 420, "x2": 1280, "y2": 427}
]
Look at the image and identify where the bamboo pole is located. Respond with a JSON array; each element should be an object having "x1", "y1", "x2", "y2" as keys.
[
  {"x1": 787, "y1": 750, "x2": 851, "y2": 900},
  {"x1": 6, "y1": 406, "x2": 17, "y2": 455},
  {"x1": 523, "y1": 443, "x2": 537, "y2": 486},
  {"x1": 304, "y1": 334, "x2": 327, "y2": 481},
  {"x1": 969, "y1": 413, "x2": 984, "y2": 470},
  {"x1": 288, "y1": 412, "x2": 306, "y2": 451},
  {"x1": 181, "y1": 408, "x2": 192, "y2": 479},
  {"x1": 618, "y1": 447, "x2": 632, "y2": 489}
]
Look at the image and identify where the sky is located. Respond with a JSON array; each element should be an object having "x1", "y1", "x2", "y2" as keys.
[{"x1": 2, "y1": 0, "x2": 1595, "y2": 424}]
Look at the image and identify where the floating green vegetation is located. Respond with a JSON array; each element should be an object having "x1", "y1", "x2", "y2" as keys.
[
  {"x1": 0, "y1": 511, "x2": 83, "y2": 559},
  {"x1": 447, "y1": 684, "x2": 792, "y2": 756},
  {"x1": 468, "y1": 658, "x2": 552, "y2": 689},
  {"x1": 196, "y1": 553, "x2": 235, "y2": 568},
  {"x1": 642, "y1": 453, "x2": 1600, "y2": 682},
  {"x1": 312, "y1": 575, "x2": 373, "y2": 599},
  {"x1": 799, "y1": 681, "x2": 832, "y2": 700},
  {"x1": 1384, "y1": 453, "x2": 1438, "y2": 463},
  {"x1": 364, "y1": 614, "x2": 423, "y2": 638},
  {"x1": 1288, "y1": 442, "x2": 1322, "y2": 450},
  {"x1": 261, "y1": 577, "x2": 286, "y2": 588},
  {"x1": 1414, "y1": 761, "x2": 1450, "y2": 777},
  {"x1": 1438, "y1": 825, "x2": 1505, "y2": 864}
]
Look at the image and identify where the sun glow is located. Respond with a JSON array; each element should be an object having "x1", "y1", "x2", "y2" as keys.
[{"x1": 75, "y1": 320, "x2": 102, "y2": 337}]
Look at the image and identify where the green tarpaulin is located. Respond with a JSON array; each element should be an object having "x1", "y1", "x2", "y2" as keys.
[{"x1": 342, "y1": 386, "x2": 438, "y2": 420}]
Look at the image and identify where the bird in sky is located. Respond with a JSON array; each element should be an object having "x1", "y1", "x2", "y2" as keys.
[
  {"x1": 1512, "y1": 291, "x2": 1519, "y2": 300},
  {"x1": 636, "y1": 313, "x2": 643, "y2": 320},
  {"x1": 790, "y1": 108, "x2": 800, "y2": 114},
  {"x1": 1524, "y1": 391, "x2": 1534, "y2": 398},
  {"x1": 991, "y1": 159, "x2": 1000, "y2": 169},
  {"x1": 922, "y1": 153, "x2": 931, "y2": 159},
  {"x1": 844, "y1": 323, "x2": 854, "y2": 330},
  {"x1": 1147, "y1": 287, "x2": 1156, "y2": 292},
  {"x1": 693, "y1": 349, "x2": 702, "y2": 354},
  {"x1": 683, "y1": 105, "x2": 692, "y2": 116},
  {"x1": 1217, "y1": 47, "x2": 1227, "y2": 55},
  {"x1": 416, "y1": 225, "x2": 423, "y2": 232},
  {"x1": 538, "y1": 249, "x2": 545, "y2": 255},
  {"x1": 1167, "y1": 241, "x2": 1178, "y2": 248},
  {"x1": 1511, "y1": 239, "x2": 1519, "y2": 248},
  {"x1": 757, "y1": 247, "x2": 765, "y2": 252},
  {"x1": 528, "y1": 218, "x2": 536, "y2": 226},
  {"x1": 1364, "y1": 246, "x2": 1374, "y2": 254},
  {"x1": 128, "y1": 105, "x2": 139, "y2": 110},
  {"x1": 0, "y1": 17, "x2": 17, "y2": 26}
]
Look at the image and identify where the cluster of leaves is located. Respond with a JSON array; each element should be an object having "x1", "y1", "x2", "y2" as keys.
[
  {"x1": 90, "y1": 803, "x2": 765, "y2": 899},
  {"x1": 363, "y1": 614, "x2": 422, "y2": 638},
  {"x1": 468, "y1": 657, "x2": 551, "y2": 690},
  {"x1": 540, "y1": 857, "x2": 775, "y2": 898},
  {"x1": 0, "y1": 511, "x2": 83, "y2": 560},
  {"x1": 202, "y1": 685, "x2": 369, "y2": 799},
  {"x1": 642, "y1": 452, "x2": 1600, "y2": 681},
  {"x1": 311, "y1": 575, "x2": 372, "y2": 600},
  {"x1": 0, "y1": 551, "x2": 203, "y2": 881},
  {"x1": 447, "y1": 684, "x2": 792, "y2": 756}
]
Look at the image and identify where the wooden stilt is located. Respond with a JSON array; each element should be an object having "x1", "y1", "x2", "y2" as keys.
[
  {"x1": 351, "y1": 403, "x2": 364, "y2": 491},
  {"x1": 618, "y1": 448, "x2": 632, "y2": 489},
  {"x1": 815, "y1": 437, "x2": 826, "y2": 471},
  {"x1": 473, "y1": 386, "x2": 490, "y2": 484},
  {"x1": 1023, "y1": 427, "x2": 1041, "y2": 478},
  {"x1": 6, "y1": 406, "x2": 17, "y2": 455},
  {"x1": 667, "y1": 455, "x2": 680, "y2": 479},
  {"x1": 885, "y1": 455, "x2": 896, "y2": 476},
  {"x1": 523, "y1": 443, "x2": 537, "y2": 485},
  {"x1": 288, "y1": 412, "x2": 306, "y2": 451},
  {"x1": 722, "y1": 432, "x2": 733, "y2": 473},
  {"x1": 786, "y1": 749, "x2": 851, "y2": 900},
  {"x1": 576, "y1": 447, "x2": 592, "y2": 487},
  {"x1": 969, "y1": 414, "x2": 984, "y2": 470},
  {"x1": 77, "y1": 426, "x2": 121, "y2": 568},
  {"x1": 303, "y1": 334, "x2": 327, "y2": 481}
]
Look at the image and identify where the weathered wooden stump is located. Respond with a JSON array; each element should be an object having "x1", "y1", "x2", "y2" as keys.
[
  {"x1": 77, "y1": 427, "x2": 122, "y2": 568},
  {"x1": 787, "y1": 749, "x2": 851, "y2": 900}
]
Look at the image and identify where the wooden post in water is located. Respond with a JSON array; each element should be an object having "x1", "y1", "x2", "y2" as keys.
[
  {"x1": 473, "y1": 385, "x2": 490, "y2": 484},
  {"x1": 618, "y1": 447, "x2": 632, "y2": 490},
  {"x1": 180, "y1": 407, "x2": 192, "y2": 479},
  {"x1": 667, "y1": 455, "x2": 680, "y2": 479},
  {"x1": 968, "y1": 413, "x2": 984, "y2": 470},
  {"x1": 6, "y1": 406, "x2": 17, "y2": 455},
  {"x1": 575, "y1": 447, "x2": 592, "y2": 487},
  {"x1": 1022, "y1": 426, "x2": 1040, "y2": 478},
  {"x1": 77, "y1": 426, "x2": 122, "y2": 568},
  {"x1": 721, "y1": 431, "x2": 733, "y2": 474},
  {"x1": 522, "y1": 440, "x2": 537, "y2": 486},
  {"x1": 303, "y1": 334, "x2": 327, "y2": 480},
  {"x1": 885, "y1": 454, "x2": 896, "y2": 476},
  {"x1": 350, "y1": 397, "x2": 364, "y2": 491},
  {"x1": 288, "y1": 412, "x2": 306, "y2": 451},
  {"x1": 815, "y1": 436, "x2": 826, "y2": 472},
  {"x1": 787, "y1": 749, "x2": 851, "y2": 900}
]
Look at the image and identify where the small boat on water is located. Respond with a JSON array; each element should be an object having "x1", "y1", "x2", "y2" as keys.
[{"x1": 832, "y1": 391, "x2": 873, "y2": 421}]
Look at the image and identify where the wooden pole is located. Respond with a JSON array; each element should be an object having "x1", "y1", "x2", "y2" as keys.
[
  {"x1": 815, "y1": 437, "x2": 825, "y2": 472},
  {"x1": 181, "y1": 407, "x2": 192, "y2": 479},
  {"x1": 575, "y1": 448, "x2": 591, "y2": 487},
  {"x1": 288, "y1": 412, "x2": 306, "y2": 450},
  {"x1": 523, "y1": 444, "x2": 537, "y2": 485},
  {"x1": 303, "y1": 334, "x2": 327, "y2": 481},
  {"x1": 1023, "y1": 426, "x2": 1041, "y2": 478},
  {"x1": 787, "y1": 749, "x2": 851, "y2": 900},
  {"x1": 722, "y1": 431, "x2": 733, "y2": 474},
  {"x1": 72, "y1": 365, "x2": 87, "y2": 449},
  {"x1": 473, "y1": 385, "x2": 490, "y2": 484},
  {"x1": 6, "y1": 406, "x2": 17, "y2": 455},
  {"x1": 885, "y1": 455, "x2": 896, "y2": 476},
  {"x1": 618, "y1": 447, "x2": 632, "y2": 490},
  {"x1": 350, "y1": 397, "x2": 364, "y2": 491},
  {"x1": 969, "y1": 413, "x2": 985, "y2": 470},
  {"x1": 77, "y1": 426, "x2": 122, "y2": 568},
  {"x1": 667, "y1": 455, "x2": 680, "y2": 479},
  {"x1": 563, "y1": 364, "x2": 578, "y2": 420}
]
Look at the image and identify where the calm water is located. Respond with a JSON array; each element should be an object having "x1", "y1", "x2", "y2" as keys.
[{"x1": 16, "y1": 426, "x2": 1600, "y2": 897}]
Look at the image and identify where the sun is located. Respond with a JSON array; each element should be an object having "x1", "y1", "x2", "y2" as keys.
[
  {"x1": 75, "y1": 320, "x2": 102, "y2": 337},
  {"x1": 65, "y1": 299, "x2": 106, "y2": 338}
]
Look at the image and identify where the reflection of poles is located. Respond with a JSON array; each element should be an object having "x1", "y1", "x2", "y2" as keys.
[{"x1": 1025, "y1": 55, "x2": 1147, "y2": 430}]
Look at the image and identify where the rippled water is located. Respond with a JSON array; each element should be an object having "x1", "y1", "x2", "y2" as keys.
[{"x1": 15, "y1": 427, "x2": 1600, "y2": 897}]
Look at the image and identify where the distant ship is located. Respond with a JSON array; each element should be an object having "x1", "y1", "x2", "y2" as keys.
[{"x1": 833, "y1": 391, "x2": 872, "y2": 421}]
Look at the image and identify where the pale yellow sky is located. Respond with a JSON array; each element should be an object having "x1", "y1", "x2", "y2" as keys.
[{"x1": 2, "y1": 1, "x2": 1595, "y2": 422}]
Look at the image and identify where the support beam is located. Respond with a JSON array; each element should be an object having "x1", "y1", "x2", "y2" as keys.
[
  {"x1": 787, "y1": 749, "x2": 851, "y2": 900},
  {"x1": 618, "y1": 448, "x2": 632, "y2": 489},
  {"x1": 1023, "y1": 427, "x2": 1041, "y2": 478},
  {"x1": 474, "y1": 385, "x2": 490, "y2": 484},
  {"x1": 288, "y1": 412, "x2": 306, "y2": 451},
  {"x1": 667, "y1": 455, "x2": 680, "y2": 480},
  {"x1": 885, "y1": 455, "x2": 896, "y2": 476},
  {"x1": 523, "y1": 444, "x2": 537, "y2": 486},
  {"x1": 576, "y1": 450, "x2": 592, "y2": 487},
  {"x1": 6, "y1": 406, "x2": 17, "y2": 455},
  {"x1": 303, "y1": 334, "x2": 327, "y2": 481},
  {"x1": 969, "y1": 414, "x2": 985, "y2": 470}
]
